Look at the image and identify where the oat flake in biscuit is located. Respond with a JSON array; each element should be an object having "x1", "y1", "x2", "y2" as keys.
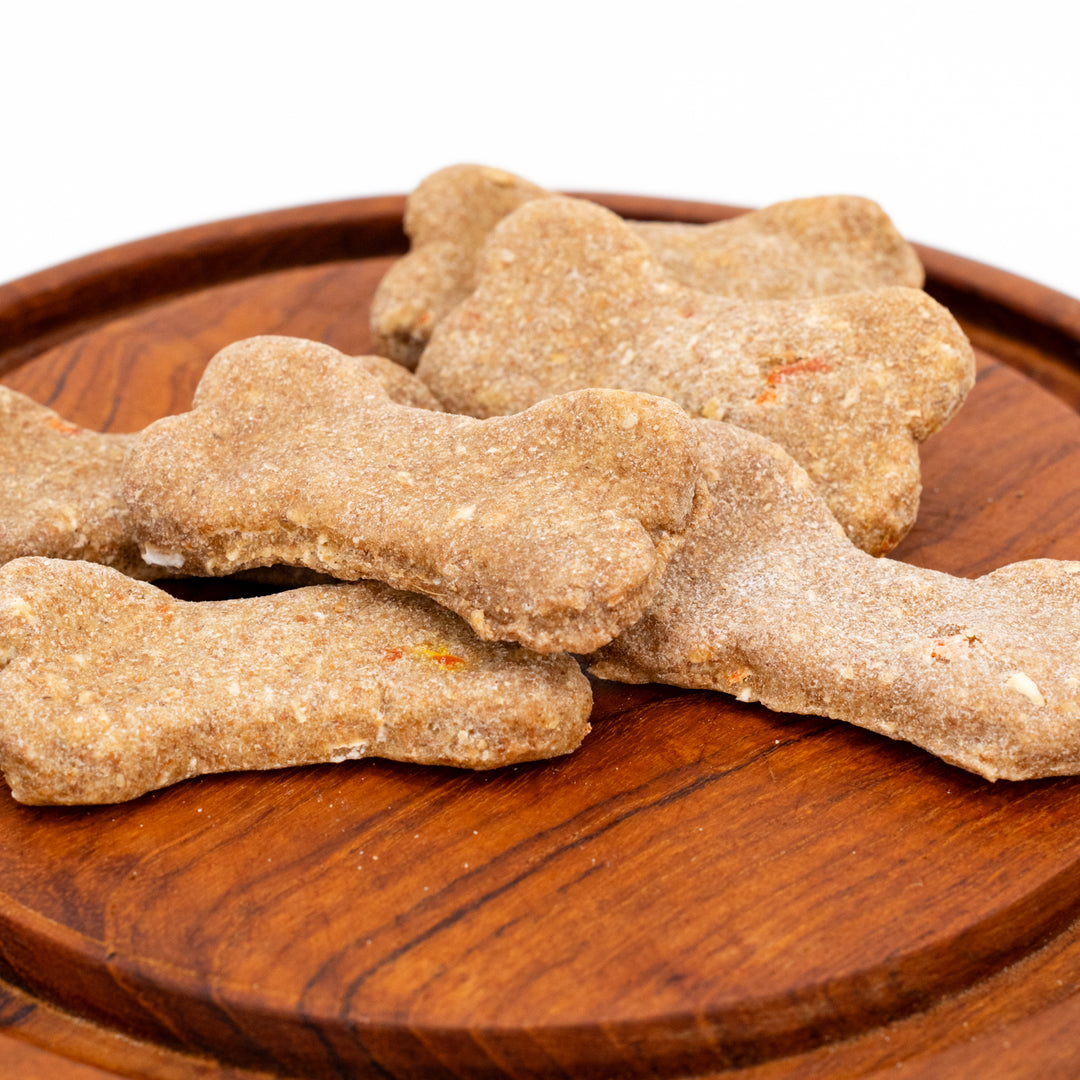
[
  {"x1": 589, "y1": 422, "x2": 1080, "y2": 782},
  {"x1": 417, "y1": 196, "x2": 975, "y2": 555},
  {"x1": 0, "y1": 559, "x2": 592, "y2": 805},
  {"x1": 370, "y1": 163, "x2": 924, "y2": 367},
  {"x1": 122, "y1": 336, "x2": 707, "y2": 655}
]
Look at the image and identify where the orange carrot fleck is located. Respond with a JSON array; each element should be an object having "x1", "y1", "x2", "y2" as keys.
[
  {"x1": 44, "y1": 416, "x2": 82, "y2": 435},
  {"x1": 409, "y1": 644, "x2": 469, "y2": 671},
  {"x1": 766, "y1": 357, "x2": 832, "y2": 385},
  {"x1": 433, "y1": 654, "x2": 466, "y2": 669}
]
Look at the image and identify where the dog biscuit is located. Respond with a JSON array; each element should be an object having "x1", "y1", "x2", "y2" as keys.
[
  {"x1": 417, "y1": 196, "x2": 974, "y2": 555},
  {"x1": 371, "y1": 164, "x2": 923, "y2": 366},
  {"x1": 0, "y1": 558, "x2": 592, "y2": 804},
  {"x1": 122, "y1": 336, "x2": 708, "y2": 654},
  {"x1": 590, "y1": 422, "x2": 1080, "y2": 782}
]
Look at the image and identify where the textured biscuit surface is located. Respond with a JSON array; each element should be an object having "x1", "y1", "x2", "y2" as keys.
[
  {"x1": 417, "y1": 197, "x2": 974, "y2": 555},
  {"x1": 590, "y1": 422, "x2": 1080, "y2": 782},
  {"x1": 123, "y1": 336, "x2": 707, "y2": 654},
  {"x1": 0, "y1": 386, "x2": 146, "y2": 575},
  {"x1": 633, "y1": 195, "x2": 924, "y2": 299},
  {"x1": 356, "y1": 353, "x2": 445, "y2": 411},
  {"x1": 371, "y1": 163, "x2": 924, "y2": 366},
  {"x1": 0, "y1": 558, "x2": 593, "y2": 804}
]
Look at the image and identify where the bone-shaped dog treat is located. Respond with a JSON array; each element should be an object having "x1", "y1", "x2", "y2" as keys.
[
  {"x1": 589, "y1": 422, "x2": 1080, "y2": 782},
  {"x1": 416, "y1": 197, "x2": 974, "y2": 555},
  {"x1": 371, "y1": 164, "x2": 924, "y2": 367},
  {"x1": 122, "y1": 336, "x2": 707, "y2": 654},
  {"x1": 0, "y1": 559, "x2": 592, "y2": 804}
]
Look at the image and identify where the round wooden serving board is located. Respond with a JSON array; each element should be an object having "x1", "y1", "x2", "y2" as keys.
[{"x1": 1, "y1": 194, "x2": 1080, "y2": 1080}]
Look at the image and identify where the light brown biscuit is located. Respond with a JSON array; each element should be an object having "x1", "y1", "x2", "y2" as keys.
[
  {"x1": 589, "y1": 422, "x2": 1080, "y2": 782},
  {"x1": 417, "y1": 197, "x2": 974, "y2": 555},
  {"x1": 122, "y1": 336, "x2": 708, "y2": 654},
  {"x1": 0, "y1": 360, "x2": 439, "y2": 578},
  {"x1": 0, "y1": 558, "x2": 592, "y2": 804},
  {"x1": 371, "y1": 163, "x2": 924, "y2": 367},
  {"x1": 0, "y1": 386, "x2": 147, "y2": 575}
]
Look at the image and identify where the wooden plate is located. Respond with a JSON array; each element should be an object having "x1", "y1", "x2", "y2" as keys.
[{"x1": 2, "y1": 194, "x2": 1080, "y2": 1080}]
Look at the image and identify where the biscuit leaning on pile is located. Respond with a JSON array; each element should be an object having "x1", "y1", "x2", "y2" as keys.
[
  {"x1": 590, "y1": 422, "x2": 1080, "y2": 782},
  {"x1": 0, "y1": 387, "x2": 146, "y2": 576},
  {"x1": 371, "y1": 163, "x2": 925, "y2": 367}
]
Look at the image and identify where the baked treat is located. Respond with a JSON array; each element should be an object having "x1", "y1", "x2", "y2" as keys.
[
  {"x1": 0, "y1": 558, "x2": 593, "y2": 804},
  {"x1": 589, "y1": 421, "x2": 1080, "y2": 781},
  {"x1": 371, "y1": 163, "x2": 924, "y2": 366},
  {"x1": 122, "y1": 336, "x2": 708, "y2": 654},
  {"x1": 417, "y1": 196, "x2": 974, "y2": 555}
]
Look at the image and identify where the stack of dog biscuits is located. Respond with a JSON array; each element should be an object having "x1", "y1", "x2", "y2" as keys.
[
  {"x1": 1, "y1": 335, "x2": 707, "y2": 801},
  {"x1": 2, "y1": 163, "x2": 1075, "y2": 805},
  {"x1": 371, "y1": 164, "x2": 925, "y2": 368},
  {"x1": 413, "y1": 196, "x2": 972, "y2": 555}
]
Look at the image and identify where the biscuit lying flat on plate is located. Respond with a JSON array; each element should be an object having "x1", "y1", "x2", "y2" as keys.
[
  {"x1": 371, "y1": 163, "x2": 924, "y2": 366},
  {"x1": 0, "y1": 559, "x2": 591, "y2": 805},
  {"x1": 589, "y1": 422, "x2": 1080, "y2": 782},
  {"x1": 123, "y1": 336, "x2": 707, "y2": 654},
  {"x1": 417, "y1": 197, "x2": 974, "y2": 555}
]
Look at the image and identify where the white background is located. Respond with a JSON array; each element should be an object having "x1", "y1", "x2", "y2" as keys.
[{"x1": 2, "y1": 1, "x2": 1078, "y2": 300}]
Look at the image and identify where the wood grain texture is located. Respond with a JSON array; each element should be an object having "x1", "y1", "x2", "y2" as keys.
[{"x1": 2, "y1": 194, "x2": 1080, "y2": 1078}]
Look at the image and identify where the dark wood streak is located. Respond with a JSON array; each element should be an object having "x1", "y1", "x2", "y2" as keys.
[
  {"x1": 337, "y1": 744, "x2": 781, "y2": 997},
  {"x1": 0, "y1": 993, "x2": 35, "y2": 1028}
]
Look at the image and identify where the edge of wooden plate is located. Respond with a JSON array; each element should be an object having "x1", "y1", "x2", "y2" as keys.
[{"x1": 1, "y1": 193, "x2": 1079, "y2": 1080}]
